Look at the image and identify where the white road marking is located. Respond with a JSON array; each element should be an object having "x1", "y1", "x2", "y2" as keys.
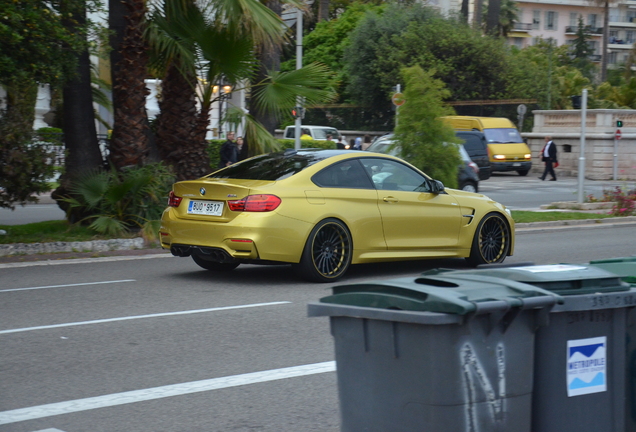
[
  {"x1": 0, "y1": 361, "x2": 336, "y2": 426},
  {"x1": 32, "y1": 429, "x2": 66, "y2": 432},
  {"x1": 0, "y1": 279, "x2": 136, "y2": 293},
  {"x1": 0, "y1": 302, "x2": 291, "y2": 335}
]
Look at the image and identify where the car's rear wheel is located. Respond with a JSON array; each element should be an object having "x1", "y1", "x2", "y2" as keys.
[
  {"x1": 192, "y1": 254, "x2": 240, "y2": 272},
  {"x1": 466, "y1": 213, "x2": 511, "y2": 266},
  {"x1": 294, "y1": 218, "x2": 352, "y2": 282},
  {"x1": 517, "y1": 169, "x2": 529, "y2": 176}
]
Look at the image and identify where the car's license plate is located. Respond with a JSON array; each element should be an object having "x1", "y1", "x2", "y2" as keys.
[
  {"x1": 188, "y1": 200, "x2": 223, "y2": 216},
  {"x1": 513, "y1": 162, "x2": 521, "y2": 167}
]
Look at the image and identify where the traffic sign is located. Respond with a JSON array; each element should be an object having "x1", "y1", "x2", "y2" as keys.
[
  {"x1": 615, "y1": 129, "x2": 622, "y2": 140},
  {"x1": 392, "y1": 92, "x2": 405, "y2": 106}
]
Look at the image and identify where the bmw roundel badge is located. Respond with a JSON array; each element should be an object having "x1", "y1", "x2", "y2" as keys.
[{"x1": 200, "y1": 187, "x2": 206, "y2": 196}]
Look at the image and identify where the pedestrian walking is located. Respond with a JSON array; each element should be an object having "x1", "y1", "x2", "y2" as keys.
[{"x1": 538, "y1": 136, "x2": 558, "y2": 181}]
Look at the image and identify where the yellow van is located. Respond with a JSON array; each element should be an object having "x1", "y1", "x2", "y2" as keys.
[{"x1": 441, "y1": 116, "x2": 532, "y2": 176}]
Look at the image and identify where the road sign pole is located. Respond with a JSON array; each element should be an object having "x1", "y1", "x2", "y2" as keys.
[
  {"x1": 395, "y1": 84, "x2": 400, "y2": 128},
  {"x1": 577, "y1": 89, "x2": 587, "y2": 204},
  {"x1": 614, "y1": 136, "x2": 618, "y2": 180}
]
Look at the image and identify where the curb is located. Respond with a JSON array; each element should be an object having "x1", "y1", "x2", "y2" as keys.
[
  {"x1": 515, "y1": 216, "x2": 636, "y2": 234},
  {"x1": 0, "y1": 237, "x2": 146, "y2": 257}
]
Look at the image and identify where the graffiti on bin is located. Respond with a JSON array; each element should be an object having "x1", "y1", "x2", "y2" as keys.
[{"x1": 461, "y1": 343, "x2": 506, "y2": 431}]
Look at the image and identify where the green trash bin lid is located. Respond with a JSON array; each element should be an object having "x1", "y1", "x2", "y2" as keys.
[
  {"x1": 451, "y1": 264, "x2": 630, "y2": 295},
  {"x1": 319, "y1": 274, "x2": 561, "y2": 315},
  {"x1": 589, "y1": 256, "x2": 636, "y2": 284}
]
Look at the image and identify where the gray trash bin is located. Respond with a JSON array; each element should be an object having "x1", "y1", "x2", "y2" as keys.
[
  {"x1": 308, "y1": 274, "x2": 561, "y2": 432},
  {"x1": 588, "y1": 257, "x2": 636, "y2": 432},
  {"x1": 451, "y1": 264, "x2": 635, "y2": 432}
]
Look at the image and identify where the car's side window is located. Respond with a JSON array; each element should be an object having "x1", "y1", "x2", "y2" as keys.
[
  {"x1": 360, "y1": 158, "x2": 431, "y2": 192},
  {"x1": 312, "y1": 160, "x2": 374, "y2": 189}
]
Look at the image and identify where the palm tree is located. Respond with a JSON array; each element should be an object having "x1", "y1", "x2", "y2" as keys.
[
  {"x1": 147, "y1": 0, "x2": 334, "y2": 180},
  {"x1": 109, "y1": 0, "x2": 154, "y2": 170}
]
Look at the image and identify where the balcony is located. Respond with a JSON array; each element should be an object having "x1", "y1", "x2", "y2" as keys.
[
  {"x1": 565, "y1": 25, "x2": 603, "y2": 35},
  {"x1": 589, "y1": 54, "x2": 602, "y2": 62},
  {"x1": 609, "y1": 16, "x2": 636, "y2": 27},
  {"x1": 512, "y1": 22, "x2": 532, "y2": 32}
]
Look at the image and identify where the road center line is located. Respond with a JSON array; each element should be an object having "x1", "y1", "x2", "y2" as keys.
[
  {"x1": 0, "y1": 301, "x2": 291, "y2": 335},
  {"x1": 0, "y1": 279, "x2": 136, "y2": 293},
  {"x1": 0, "y1": 361, "x2": 336, "y2": 426}
]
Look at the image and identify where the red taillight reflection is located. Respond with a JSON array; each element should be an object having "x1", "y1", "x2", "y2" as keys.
[
  {"x1": 228, "y1": 194, "x2": 281, "y2": 212},
  {"x1": 468, "y1": 161, "x2": 479, "y2": 174},
  {"x1": 168, "y1": 191, "x2": 182, "y2": 207}
]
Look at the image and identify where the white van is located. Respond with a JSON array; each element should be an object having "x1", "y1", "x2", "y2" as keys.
[{"x1": 283, "y1": 125, "x2": 341, "y2": 141}]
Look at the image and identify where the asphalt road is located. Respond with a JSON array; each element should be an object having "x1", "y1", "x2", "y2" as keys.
[{"x1": 1, "y1": 223, "x2": 636, "y2": 431}]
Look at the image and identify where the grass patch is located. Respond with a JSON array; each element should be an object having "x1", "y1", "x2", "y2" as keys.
[
  {"x1": 511, "y1": 210, "x2": 614, "y2": 224},
  {"x1": 0, "y1": 220, "x2": 140, "y2": 244}
]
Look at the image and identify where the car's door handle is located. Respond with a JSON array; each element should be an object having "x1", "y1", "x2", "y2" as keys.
[{"x1": 383, "y1": 197, "x2": 399, "y2": 203}]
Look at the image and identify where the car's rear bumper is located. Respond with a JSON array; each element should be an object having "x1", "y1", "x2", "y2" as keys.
[{"x1": 159, "y1": 208, "x2": 311, "y2": 263}]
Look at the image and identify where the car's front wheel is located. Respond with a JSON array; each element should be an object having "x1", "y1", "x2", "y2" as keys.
[
  {"x1": 294, "y1": 218, "x2": 352, "y2": 282},
  {"x1": 192, "y1": 255, "x2": 240, "y2": 272},
  {"x1": 466, "y1": 212, "x2": 511, "y2": 266},
  {"x1": 460, "y1": 181, "x2": 478, "y2": 193}
]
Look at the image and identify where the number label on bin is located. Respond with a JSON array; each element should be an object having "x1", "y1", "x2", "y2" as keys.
[{"x1": 567, "y1": 336, "x2": 607, "y2": 397}]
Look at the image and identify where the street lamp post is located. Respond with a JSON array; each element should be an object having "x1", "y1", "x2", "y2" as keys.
[{"x1": 214, "y1": 81, "x2": 232, "y2": 138}]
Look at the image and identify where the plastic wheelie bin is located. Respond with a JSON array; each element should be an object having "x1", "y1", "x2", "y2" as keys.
[
  {"x1": 448, "y1": 263, "x2": 636, "y2": 432},
  {"x1": 308, "y1": 273, "x2": 561, "y2": 432},
  {"x1": 588, "y1": 257, "x2": 636, "y2": 432}
]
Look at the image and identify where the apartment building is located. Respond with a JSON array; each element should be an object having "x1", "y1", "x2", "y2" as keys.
[{"x1": 510, "y1": 0, "x2": 636, "y2": 67}]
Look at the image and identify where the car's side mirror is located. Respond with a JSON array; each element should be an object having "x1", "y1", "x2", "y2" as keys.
[{"x1": 430, "y1": 180, "x2": 445, "y2": 194}]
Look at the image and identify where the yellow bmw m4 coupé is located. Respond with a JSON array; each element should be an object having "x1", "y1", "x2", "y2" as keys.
[{"x1": 160, "y1": 149, "x2": 514, "y2": 282}]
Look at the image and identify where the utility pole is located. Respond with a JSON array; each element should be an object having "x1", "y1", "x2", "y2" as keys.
[
  {"x1": 294, "y1": 9, "x2": 303, "y2": 150},
  {"x1": 577, "y1": 89, "x2": 588, "y2": 203}
]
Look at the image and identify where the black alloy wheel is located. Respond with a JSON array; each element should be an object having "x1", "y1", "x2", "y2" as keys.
[
  {"x1": 466, "y1": 213, "x2": 511, "y2": 266},
  {"x1": 294, "y1": 218, "x2": 352, "y2": 282}
]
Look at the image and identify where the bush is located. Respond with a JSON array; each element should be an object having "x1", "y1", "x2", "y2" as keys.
[{"x1": 61, "y1": 163, "x2": 175, "y2": 238}]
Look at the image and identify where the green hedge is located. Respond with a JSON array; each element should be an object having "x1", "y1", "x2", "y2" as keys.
[{"x1": 206, "y1": 138, "x2": 338, "y2": 171}]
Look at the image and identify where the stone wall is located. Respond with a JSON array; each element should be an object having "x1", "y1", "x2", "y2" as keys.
[{"x1": 523, "y1": 109, "x2": 636, "y2": 180}]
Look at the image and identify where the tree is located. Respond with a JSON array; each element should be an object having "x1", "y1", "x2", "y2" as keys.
[
  {"x1": 394, "y1": 66, "x2": 460, "y2": 188},
  {"x1": 344, "y1": 4, "x2": 510, "y2": 126},
  {"x1": 109, "y1": 0, "x2": 155, "y2": 170},
  {"x1": 0, "y1": 0, "x2": 87, "y2": 208},
  {"x1": 571, "y1": 16, "x2": 596, "y2": 80}
]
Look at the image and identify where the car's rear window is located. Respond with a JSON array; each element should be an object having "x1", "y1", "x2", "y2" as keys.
[{"x1": 207, "y1": 150, "x2": 329, "y2": 181}]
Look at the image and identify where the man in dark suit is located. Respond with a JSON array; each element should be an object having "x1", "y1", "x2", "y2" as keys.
[
  {"x1": 218, "y1": 131, "x2": 237, "y2": 168},
  {"x1": 539, "y1": 136, "x2": 558, "y2": 181}
]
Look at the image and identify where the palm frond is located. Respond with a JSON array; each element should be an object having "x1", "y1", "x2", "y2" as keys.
[{"x1": 251, "y1": 63, "x2": 337, "y2": 119}]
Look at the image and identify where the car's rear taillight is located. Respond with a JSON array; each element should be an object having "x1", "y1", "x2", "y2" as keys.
[
  {"x1": 228, "y1": 194, "x2": 281, "y2": 212},
  {"x1": 468, "y1": 161, "x2": 479, "y2": 174},
  {"x1": 168, "y1": 191, "x2": 182, "y2": 207}
]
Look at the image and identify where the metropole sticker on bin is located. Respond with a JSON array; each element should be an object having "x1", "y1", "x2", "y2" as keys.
[{"x1": 567, "y1": 336, "x2": 607, "y2": 397}]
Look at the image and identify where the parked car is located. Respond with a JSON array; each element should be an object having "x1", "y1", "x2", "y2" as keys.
[
  {"x1": 283, "y1": 125, "x2": 341, "y2": 140},
  {"x1": 365, "y1": 135, "x2": 481, "y2": 192},
  {"x1": 455, "y1": 131, "x2": 491, "y2": 180},
  {"x1": 160, "y1": 149, "x2": 514, "y2": 282}
]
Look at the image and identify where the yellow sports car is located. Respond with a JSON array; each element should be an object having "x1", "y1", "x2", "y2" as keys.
[{"x1": 160, "y1": 149, "x2": 514, "y2": 282}]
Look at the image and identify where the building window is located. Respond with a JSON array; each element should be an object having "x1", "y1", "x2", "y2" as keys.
[
  {"x1": 588, "y1": 14, "x2": 597, "y2": 28},
  {"x1": 533, "y1": 10, "x2": 541, "y2": 30},
  {"x1": 627, "y1": 31, "x2": 635, "y2": 44},
  {"x1": 545, "y1": 11, "x2": 558, "y2": 31},
  {"x1": 513, "y1": 38, "x2": 524, "y2": 49},
  {"x1": 588, "y1": 40, "x2": 597, "y2": 53},
  {"x1": 608, "y1": 52, "x2": 617, "y2": 64},
  {"x1": 569, "y1": 12, "x2": 579, "y2": 28},
  {"x1": 628, "y1": 11, "x2": 636, "y2": 23}
]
